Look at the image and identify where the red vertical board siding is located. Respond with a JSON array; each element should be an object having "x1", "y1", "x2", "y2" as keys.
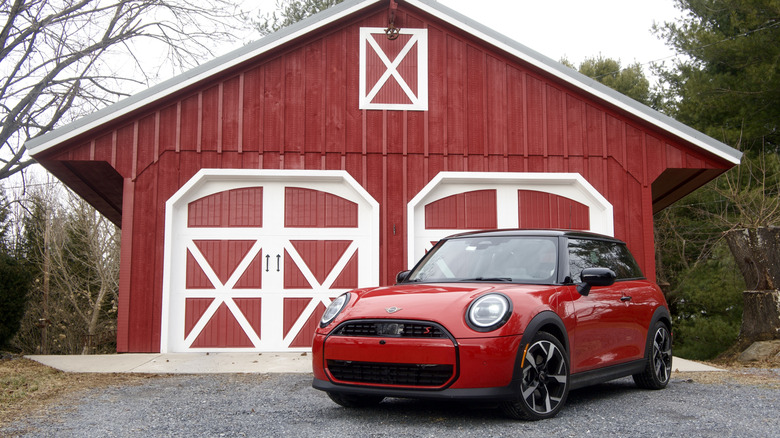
[
  {"x1": 290, "y1": 240, "x2": 351, "y2": 285},
  {"x1": 518, "y1": 190, "x2": 590, "y2": 230},
  {"x1": 180, "y1": 95, "x2": 199, "y2": 151},
  {"x1": 242, "y1": 67, "x2": 263, "y2": 152},
  {"x1": 264, "y1": 58, "x2": 283, "y2": 153},
  {"x1": 201, "y1": 86, "x2": 220, "y2": 151},
  {"x1": 546, "y1": 85, "x2": 565, "y2": 157},
  {"x1": 447, "y1": 35, "x2": 466, "y2": 156},
  {"x1": 234, "y1": 298, "x2": 262, "y2": 339},
  {"x1": 289, "y1": 303, "x2": 326, "y2": 348},
  {"x1": 222, "y1": 76, "x2": 240, "y2": 152},
  {"x1": 193, "y1": 240, "x2": 255, "y2": 286},
  {"x1": 235, "y1": 251, "x2": 263, "y2": 289},
  {"x1": 184, "y1": 298, "x2": 213, "y2": 338},
  {"x1": 128, "y1": 170, "x2": 157, "y2": 351},
  {"x1": 566, "y1": 95, "x2": 585, "y2": 157},
  {"x1": 526, "y1": 75, "x2": 545, "y2": 156},
  {"x1": 284, "y1": 187, "x2": 358, "y2": 228},
  {"x1": 425, "y1": 189, "x2": 497, "y2": 229},
  {"x1": 285, "y1": 48, "x2": 305, "y2": 154},
  {"x1": 191, "y1": 302, "x2": 253, "y2": 348},
  {"x1": 506, "y1": 66, "x2": 525, "y2": 156},
  {"x1": 427, "y1": 26, "x2": 445, "y2": 157},
  {"x1": 466, "y1": 45, "x2": 484, "y2": 155},
  {"x1": 159, "y1": 104, "x2": 178, "y2": 153},
  {"x1": 325, "y1": 32, "x2": 345, "y2": 154}
]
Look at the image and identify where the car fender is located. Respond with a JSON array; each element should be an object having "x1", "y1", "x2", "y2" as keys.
[{"x1": 511, "y1": 310, "x2": 570, "y2": 381}]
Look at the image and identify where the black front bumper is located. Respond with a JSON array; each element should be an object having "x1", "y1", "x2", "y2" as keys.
[{"x1": 312, "y1": 377, "x2": 522, "y2": 402}]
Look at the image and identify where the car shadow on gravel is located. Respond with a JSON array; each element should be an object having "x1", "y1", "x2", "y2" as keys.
[{"x1": 317, "y1": 377, "x2": 643, "y2": 423}]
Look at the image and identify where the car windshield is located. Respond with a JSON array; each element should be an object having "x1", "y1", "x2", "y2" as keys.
[{"x1": 407, "y1": 236, "x2": 558, "y2": 284}]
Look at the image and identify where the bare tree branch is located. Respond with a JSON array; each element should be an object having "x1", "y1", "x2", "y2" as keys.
[{"x1": 1, "y1": 0, "x2": 244, "y2": 180}]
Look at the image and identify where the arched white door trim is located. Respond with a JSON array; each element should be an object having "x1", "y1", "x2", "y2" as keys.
[{"x1": 406, "y1": 172, "x2": 613, "y2": 268}]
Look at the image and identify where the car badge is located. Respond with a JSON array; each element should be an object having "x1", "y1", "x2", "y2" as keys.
[{"x1": 385, "y1": 306, "x2": 402, "y2": 314}]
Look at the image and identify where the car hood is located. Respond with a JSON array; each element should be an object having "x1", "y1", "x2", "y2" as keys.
[{"x1": 332, "y1": 282, "x2": 560, "y2": 338}]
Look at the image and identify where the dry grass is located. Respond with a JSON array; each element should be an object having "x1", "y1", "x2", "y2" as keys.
[{"x1": 0, "y1": 355, "x2": 160, "y2": 428}]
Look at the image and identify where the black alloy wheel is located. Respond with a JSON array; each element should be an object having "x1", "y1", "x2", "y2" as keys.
[{"x1": 633, "y1": 321, "x2": 672, "y2": 389}]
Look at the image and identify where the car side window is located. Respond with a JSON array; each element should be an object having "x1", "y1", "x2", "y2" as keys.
[{"x1": 567, "y1": 238, "x2": 644, "y2": 282}]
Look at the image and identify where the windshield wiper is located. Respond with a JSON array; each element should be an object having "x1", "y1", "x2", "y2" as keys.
[{"x1": 457, "y1": 277, "x2": 513, "y2": 282}]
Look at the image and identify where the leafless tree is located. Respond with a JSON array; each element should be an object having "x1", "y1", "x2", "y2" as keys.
[{"x1": 1, "y1": 0, "x2": 244, "y2": 180}]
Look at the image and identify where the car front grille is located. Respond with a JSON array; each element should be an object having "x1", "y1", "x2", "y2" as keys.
[
  {"x1": 327, "y1": 360, "x2": 454, "y2": 386},
  {"x1": 333, "y1": 321, "x2": 446, "y2": 338}
]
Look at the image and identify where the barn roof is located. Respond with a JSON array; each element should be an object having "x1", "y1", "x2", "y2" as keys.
[{"x1": 26, "y1": 0, "x2": 742, "y2": 166}]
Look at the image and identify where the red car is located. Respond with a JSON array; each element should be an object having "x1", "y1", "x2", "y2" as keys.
[{"x1": 312, "y1": 230, "x2": 672, "y2": 420}]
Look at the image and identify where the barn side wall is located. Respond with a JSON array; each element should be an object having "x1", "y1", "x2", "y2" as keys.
[{"x1": 42, "y1": 6, "x2": 729, "y2": 352}]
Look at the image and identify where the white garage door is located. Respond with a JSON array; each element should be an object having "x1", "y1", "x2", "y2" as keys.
[{"x1": 161, "y1": 170, "x2": 379, "y2": 352}]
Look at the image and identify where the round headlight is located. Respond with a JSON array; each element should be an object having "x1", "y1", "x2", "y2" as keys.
[
  {"x1": 320, "y1": 293, "x2": 350, "y2": 327},
  {"x1": 466, "y1": 293, "x2": 511, "y2": 331}
]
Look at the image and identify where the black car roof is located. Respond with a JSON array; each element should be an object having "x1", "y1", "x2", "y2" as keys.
[{"x1": 444, "y1": 229, "x2": 624, "y2": 243}]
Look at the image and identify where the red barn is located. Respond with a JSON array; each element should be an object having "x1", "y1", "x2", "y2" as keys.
[{"x1": 26, "y1": 0, "x2": 741, "y2": 353}]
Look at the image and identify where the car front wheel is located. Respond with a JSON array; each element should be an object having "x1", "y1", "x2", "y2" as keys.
[
  {"x1": 500, "y1": 331, "x2": 570, "y2": 421},
  {"x1": 633, "y1": 321, "x2": 672, "y2": 389}
]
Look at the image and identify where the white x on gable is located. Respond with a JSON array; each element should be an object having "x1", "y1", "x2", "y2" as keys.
[{"x1": 359, "y1": 27, "x2": 428, "y2": 111}]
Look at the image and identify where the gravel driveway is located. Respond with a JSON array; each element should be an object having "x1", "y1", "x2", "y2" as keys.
[{"x1": 5, "y1": 373, "x2": 779, "y2": 437}]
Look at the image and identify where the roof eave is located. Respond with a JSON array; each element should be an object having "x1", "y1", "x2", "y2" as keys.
[{"x1": 27, "y1": 0, "x2": 742, "y2": 167}]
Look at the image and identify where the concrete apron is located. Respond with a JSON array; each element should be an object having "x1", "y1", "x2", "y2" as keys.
[{"x1": 26, "y1": 353, "x2": 723, "y2": 374}]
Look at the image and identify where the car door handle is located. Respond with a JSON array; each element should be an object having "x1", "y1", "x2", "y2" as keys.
[{"x1": 621, "y1": 296, "x2": 632, "y2": 302}]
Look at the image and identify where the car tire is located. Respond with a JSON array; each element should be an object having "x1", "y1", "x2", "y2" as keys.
[
  {"x1": 326, "y1": 392, "x2": 384, "y2": 408},
  {"x1": 500, "y1": 331, "x2": 569, "y2": 421},
  {"x1": 633, "y1": 321, "x2": 672, "y2": 389}
]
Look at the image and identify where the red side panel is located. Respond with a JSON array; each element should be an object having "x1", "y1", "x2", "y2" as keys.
[
  {"x1": 193, "y1": 240, "x2": 255, "y2": 286},
  {"x1": 285, "y1": 187, "x2": 358, "y2": 228},
  {"x1": 290, "y1": 240, "x2": 352, "y2": 285},
  {"x1": 284, "y1": 298, "x2": 326, "y2": 348},
  {"x1": 233, "y1": 298, "x2": 262, "y2": 339},
  {"x1": 184, "y1": 298, "x2": 213, "y2": 338},
  {"x1": 191, "y1": 302, "x2": 254, "y2": 348},
  {"x1": 331, "y1": 251, "x2": 359, "y2": 289},
  {"x1": 518, "y1": 190, "x2": 589, "y2": 230},
  {"x1": 186, "y1": 250, "x2": 214, "y2": 289},
  {"x1": 234, "y1": 250, "x2": 263, "y2": 289},
  {"x1": 188, "y1": 187, "x2": 263, "y2": 228},
  {"x1": 424, "y1": 189, "x2": 497, "y2": 229}
]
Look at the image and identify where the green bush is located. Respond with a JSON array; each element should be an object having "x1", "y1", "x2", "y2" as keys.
[
  {"x1": 673, "y1": 316, "x2": 740, "y2": 360},
  {"x1": 0, "y1": 254, "x2": 32, "y2": 348}
]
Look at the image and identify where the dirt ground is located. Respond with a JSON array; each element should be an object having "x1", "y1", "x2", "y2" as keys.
[
  {"x1": 1, "y1": 355, "x2": 778, "y2": 428},
  {"x1": 0, "y1": 356, "x2": 163, "y2": 428}
]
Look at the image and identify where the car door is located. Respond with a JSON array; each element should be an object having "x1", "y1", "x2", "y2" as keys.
[{"x1": 565, "y1": 238, "x2": 646, "y2": 372}]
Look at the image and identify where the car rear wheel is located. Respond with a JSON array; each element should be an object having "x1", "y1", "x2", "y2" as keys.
[
  {"x1": 633, "y1": 322, "x2": 672, "y2": 389},
  {"x1": 326, "y1": 392, "x2": 384, "y2": 408},
  {"x1": 500, "y1": 331, "x2": 569, "y2": 421}
]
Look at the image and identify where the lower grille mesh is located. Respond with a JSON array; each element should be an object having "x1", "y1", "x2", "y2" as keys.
[{"x1": 327, "y1": 360, "x2": 453, "y2": 386}]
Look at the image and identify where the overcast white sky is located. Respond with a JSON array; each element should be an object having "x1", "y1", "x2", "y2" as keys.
[
  {"x1": 437, "y1": 0, "x2": 683, "y2": 72},
  {"x1": 246, "y1": 0, "x2": 685, "y2": 80}
]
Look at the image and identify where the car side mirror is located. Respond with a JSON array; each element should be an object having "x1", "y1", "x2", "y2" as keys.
[
  {"x1": 396, "y1": 270, "x2": 411, "y2": 283},
  {"x1": 576, "y1": 267, "x2": 616, "y2": 296}
]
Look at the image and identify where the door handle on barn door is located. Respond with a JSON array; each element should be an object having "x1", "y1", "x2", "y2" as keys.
[
  {"x1": 621, "y1": 296, "x2": 632, "y2": 302},
  {"x1": 276, "y1": 254, "x2": 281, "y2": 272},
  {"x1": 265, "y1": 254, "x2": 270, "y2": 272}
]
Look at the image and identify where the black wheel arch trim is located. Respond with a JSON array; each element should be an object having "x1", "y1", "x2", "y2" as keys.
[
  {"x1": 511, "y1": 311, "x2": 570, "y2": 382},
  {"x1": 643, "y1": 306, "x2": 672, "y2": 360}
]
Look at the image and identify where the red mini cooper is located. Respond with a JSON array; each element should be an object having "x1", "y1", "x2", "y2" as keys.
[{"x1": 312, "y1": 229, "x2": 672, "y2": 420}]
